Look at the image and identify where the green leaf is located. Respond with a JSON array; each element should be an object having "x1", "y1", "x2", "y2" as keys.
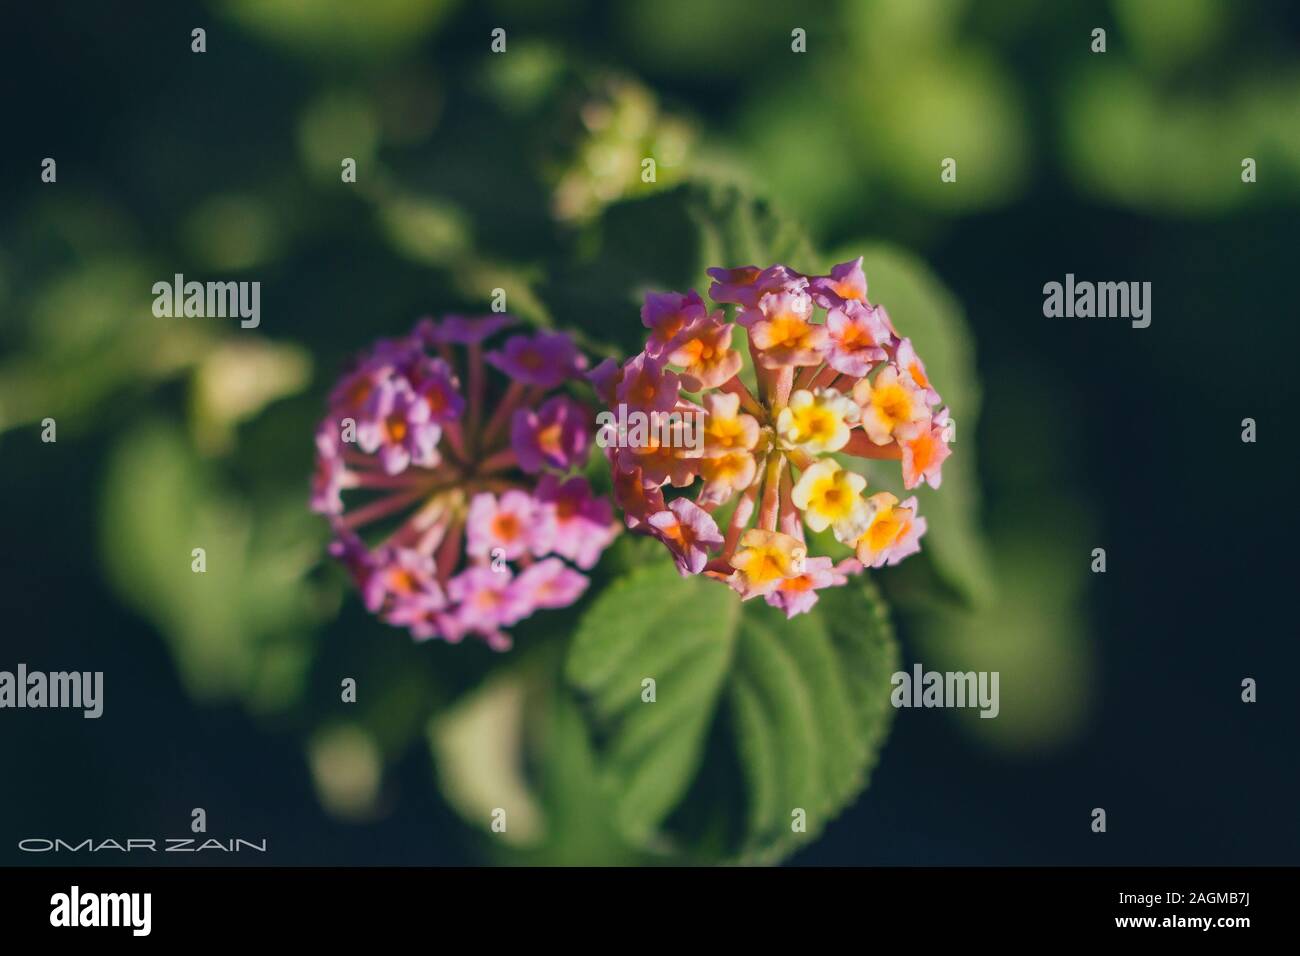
[
  {"x1": 728, "y1": 580, "x2": 898, "y2": 863},
  {"x1": 430, "y1": 646, "x2": 648, "y2": 865},
  {"x1": 98, "y1": 421, "x2": 326, "y2": 714},
  {"x1": 221, "y1": 0, "x2": 455, "y2": 60},
  {"x1": 429, "y1": 663, "x2": 550, "y2": 849},
  {"x1": 566, "y1": 563, "x2": 898, "y2": 862},
  {"x1": 565, "y1": 564, "x2": 740, "y2": 844},
  {"x1": 832, "y1": 243, "x2": 997, "y2": 608}
]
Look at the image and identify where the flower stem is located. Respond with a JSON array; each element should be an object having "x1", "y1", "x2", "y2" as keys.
[
  {"x1": 722, "y1": 465, "x2": 762, "y2": 560},
  {"x1": 340, "y1": 487, "x2": 430, "y2": 531},
  {"x1": 831, "y1": 373, "x2": 858, "y2": 393},
  {"x1": 467, "y1": 343, "x2": 485, "y2": 442},
  {"x1": 478, "y1": 447, "x2": 518, "y2": 474},
  {"x1": 813, "y1": 365, "x2": 841, "y2": 390},
  {"x1": 843, "y1": 429, "x2": 901, "y2": 460},
  {"x1": 772, "y1": 366, "x2": 794, "y2": 411},
  {"x1": 435, "y1": 518, "x2": 465, "y2": 581},
  {"x1": 778, "y1": 465, "x2": 802, "y2": 541},
  {"x1": 758, "y1": 453, "x2": 785, "y2": 531},
  {"x1": 442, "y1": 421, "x2": 468, "y2": 464},
  {"x1": 794, "y1": 362, "x2": 823, "y2": 391},
  {"x1": 718, "y1": 376, "x2": 765, "y2": 419},
  {"x1": 481, "y1": 380, "x2": 526, "y2": 448},
  {"x1": 351, "y1": 471, "x2": 441, "y2": 491}
]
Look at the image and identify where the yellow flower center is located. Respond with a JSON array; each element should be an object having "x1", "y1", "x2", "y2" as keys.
[
  {"x1": 731, "y1": 530, "x2": 803, "y2": 586},
  {"x1": 838, "y1": 323, "x2": 872, "y2": 349},
  {"x1": 873, "y1": 384, "x2": 914, "y2": 427},
  {"x1": 788, "y1": 404, "x2": 837, "y2": 446},
  {"x1": 866, "y1": 508, "x2": 904, "y2": 551},
  {"x1": 706, "y1": 416, "x2": 746, "y2": 449},
  {"x1": 701, "y1": 452, "x2": 745, "y2": 480},
  {"x1": 738, "y1": 549, "x2": 787, "y2": 585},
  {"x1": 806, "y1": 474, "x2": 857, "y2": 522},
  {"x1": 763, "y1": 314, "x2": 812, "y2": 349}
]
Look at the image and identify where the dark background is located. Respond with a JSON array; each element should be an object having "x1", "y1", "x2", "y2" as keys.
[{"x1": 1, "y1": 0, "x2": 1297, "y2": 865}]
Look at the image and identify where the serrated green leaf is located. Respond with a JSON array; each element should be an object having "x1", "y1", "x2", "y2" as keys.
[
  {"x1": 728, "y1": 581, "x2": 898, "y2": 862},
  {"x1": 98, "y1": 421, "x2": 324, "y2": 713},
  {"x1": 566, "y1": 563, "x2": 739, "y2": 843},
  {"x1": 566, "y1": 562, "x2": 898, "y2": 862}
]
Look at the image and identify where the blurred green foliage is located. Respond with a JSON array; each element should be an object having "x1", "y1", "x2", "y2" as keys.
[
  {"x1": 5, "y1": 0, "x2": 1296, "y2": 863},
  {"x1": 99, "y1": 421, "x2": 329, "y2": 714},
  {"x1": 219, "y1": 0, "x2": 458, "y2": 59}
]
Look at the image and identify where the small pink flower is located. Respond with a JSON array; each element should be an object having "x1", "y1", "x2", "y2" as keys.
[
  {"x1": 364, "y1": 546, "x2": 447, "y2": 628},
  {"x1": 311, "y1": 423, "x2": 348, "y2": 515},
  {"x1": 617, "y1": 427, "x2": 700, "y2": 488},
  {"x1": 511, "y1": 557, "x2": 589, "y2": 610},
  {"x1": 668, "y1": 313, "x2": 743, "y2": 391},
  {"x1": 742, "y1": 290, "x2": 826, "y2": 368},
  {"x1": 641, "y1": 290, "x2": 708, "y2": 358},
  {"x1": 611, "y1": 460, "x2": 667, "y2": 529},
  {"x1": 707, "y1": 264, "x2": 806, "y2": 310},
  {"x1": 895, "y1": 337, "x2": 941, "y2": 405},
  {"x1": 511, "y1": 396, "x2": 590, "y2": 473},
  {"x1": 587, "y1": 357, "x2": 624, "y2": 405},
  {"x1": 534, "y1": 474, "x2": 616, "y2": 569},
  {"x1": 448, "y1": 566, "x2": 532, "y2": 632},
  {"x1": 646, "y1": 498, "x2": 724, "y2": 575},
  {"x1": 615, "y1": 352, "x2": 681, "y2": 414},
  {"x1": 486, "y1": 331, "x2": 587, "y2": 388},
  {"x1": 467, "y1": 490, "x2": 538, "y2": 561},
  {"x1": 809, "y1": 257, "x2": 868, "y2": 310},
  {"x1": 414, "y1": 358, "x2": 467, "y2": 422},
  {"x1": 328, "y1": 346, "x2": 404, "y2": 417},
  {"x1": 824, "y1": 303, "x2": 890, "y2": 376},
  {"x1": 420, "y1": 313, "x2": 515, "y2": 345},
  {"x1": 897, "y1": 419, "x2": 952, "y2": 490},
  {"x1": 763, "y1": 555, "x2": 835, "y2": 618},
  {"x1": 356, "y1": 378, "x2": 442, "y2": 475}
]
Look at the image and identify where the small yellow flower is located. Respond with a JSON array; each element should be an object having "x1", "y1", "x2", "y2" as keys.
[
  {"x1": 730, "y1": 529, "x2": 805, "y2": 593},
  {"x1": 776, "y1": 387, "x2": 859, "y2": 453},
  {"x1": 699, "y1": 449, "x2": 757, "y2": 506},
  {"x1": 853, "y1": 366, "x2": 929, "y2": 445},
  {"x1": 703, "y1": 391, "x2": 759, "y2": 452},
  {"x1": 790, "y1": 459, "x2": 871, "y2": 543}
]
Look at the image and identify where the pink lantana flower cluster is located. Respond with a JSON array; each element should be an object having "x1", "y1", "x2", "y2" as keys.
[
  {"x1": 312, "y1": 315, "x2": 618, "y2": 650},
  {"x1": 596, "y1": 258, "x2": 952, "y2": 618}
]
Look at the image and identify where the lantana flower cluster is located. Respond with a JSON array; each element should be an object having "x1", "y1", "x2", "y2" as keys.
[
  {"x1": 312, "y1": 315, "x2": 618, "y2": 650},
  {"x1": 596, "y1": 258, "x2": 952, "y2": 618}
]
